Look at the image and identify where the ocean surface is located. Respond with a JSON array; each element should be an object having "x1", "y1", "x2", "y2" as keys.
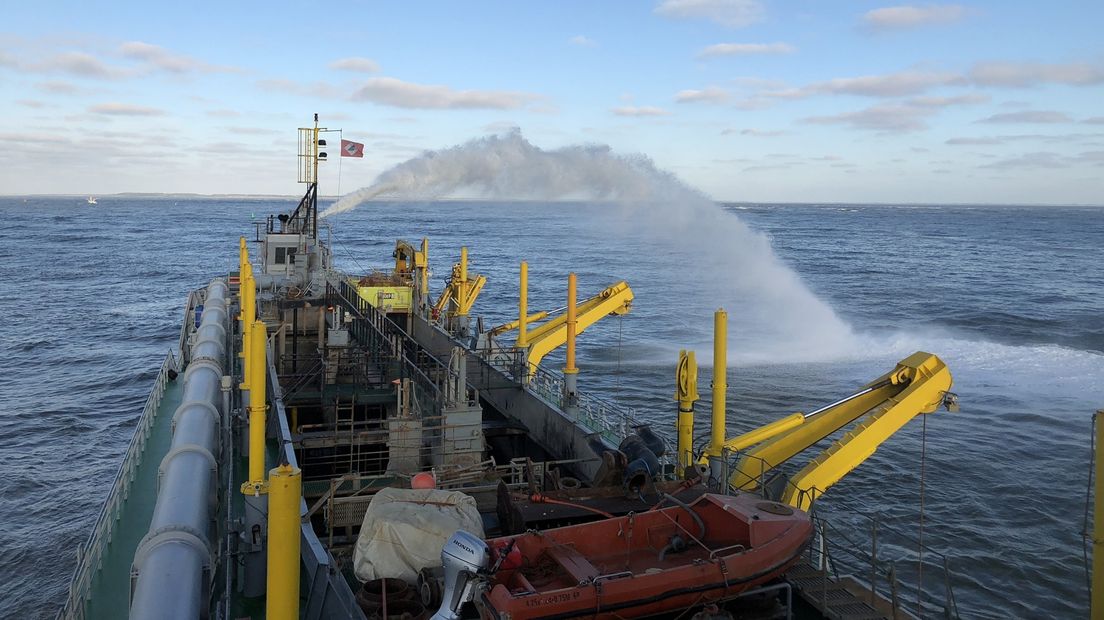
[{"x1": 1, "y1": 196, "x2": 1101, "y2": 618}]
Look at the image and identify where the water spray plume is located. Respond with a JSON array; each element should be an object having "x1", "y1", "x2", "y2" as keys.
[{"x1": 323, "y1": 131, "x2": 855, "y2": 360}]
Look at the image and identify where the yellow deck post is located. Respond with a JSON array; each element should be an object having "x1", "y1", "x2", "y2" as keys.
[
  {"x1": 565, "y1": 273, "x2": 578, "y2": 375},
  {"x1": 517, "y1": 262, "x2": 529, "y2": 348},
  {"x1": 266, "y1": 463, "x2": 302, "y2": 620},
  {"x1": 239, "y1": 264, "x2": 254, "y2": 388},
  {"x1": 708, "y1": 309, "x2": 728, "y2": 457},
  {"x1": 457, "y1": 246, "x2": 468, "y2": 315},
  {"x1": 241, "y1": 320, "x2": 268, "y2": 496},
  {"x1": 675, "y1": 350, "x2": 699, "y2": 477},
  {"x1": 1094, "y1": 410, "x2": 1104, "y2": 617},
  {"x1": 418, "y1": 238, "x2": 429, "y2": 311}
]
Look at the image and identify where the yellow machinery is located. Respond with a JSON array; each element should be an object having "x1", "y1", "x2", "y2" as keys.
[
  {"x1": 674, "y1": 350, "x2": 699, "y2": 477},
  {"x1": 266, "y1": 463, "x2": 302, "y2": 620},
  {"x1": 682, "y1": 309, "x2": 956, "y2": 510},
  {"x1": 490, "y1": 275, "x2": 634, "y2": 372},
  {"x1": 433, "y1": 246, "x2": 486, "y2": 321}
]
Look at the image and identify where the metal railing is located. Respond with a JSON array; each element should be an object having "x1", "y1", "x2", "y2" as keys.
[
  {"x1": 328, "y1": 280, "x2": 460, "y2": 416},
  {"x1": 481, "y1": 346, "x2": 637, "y2": 447},
  {"x1": 57, "y1": 349, "x2": 180, "y2": 619},
  {"x1": 809, "y1": 511, "x2": 961, "y2": 619},
  {"x1": 714, "y1": 449, "x2": 960, "y2": 619}
]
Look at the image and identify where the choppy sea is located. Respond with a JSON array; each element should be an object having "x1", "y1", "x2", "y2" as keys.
[{"x1": 0, "y1": 196, "x2": 1101, "y2": 618}]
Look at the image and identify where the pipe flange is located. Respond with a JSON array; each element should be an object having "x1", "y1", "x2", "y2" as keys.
[
  {"x1": 172, "y1": 400, "x2": 220, "y2": 432},
  {"x1": 186, "y1": 356, "x2": 224, "y2": 377},
  {"x1": 132, "y1": 523, "x2": 212, "y2": 573},
  {"x1": 159, "y1": 443, "x2": 217, "y2": 480}
]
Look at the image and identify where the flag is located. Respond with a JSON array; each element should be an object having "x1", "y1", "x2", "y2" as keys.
[{"x1": 340, "y1": 139, "x2": 364, "y2": 158}]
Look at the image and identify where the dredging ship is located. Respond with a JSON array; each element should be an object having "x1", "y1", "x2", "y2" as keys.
[{"x1": 58, "y1": 116, "x2": 966, "y2": 620}]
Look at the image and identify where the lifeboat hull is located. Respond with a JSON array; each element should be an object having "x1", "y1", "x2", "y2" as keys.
[{"x1": 481, "y1": 493, "x2": 812, "y2": 619}]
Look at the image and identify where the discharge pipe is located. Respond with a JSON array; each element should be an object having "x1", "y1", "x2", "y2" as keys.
[{"x1": 130, "y1": 278, "x2": 229, "y2": 620}]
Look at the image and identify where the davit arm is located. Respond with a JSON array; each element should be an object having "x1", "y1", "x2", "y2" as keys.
[
  {"x1": 712, "y1": 352, "x2": 955, "y2": 511},
  {"x1": 491, "y1": 281, "x2": 634, "y2": 370}
]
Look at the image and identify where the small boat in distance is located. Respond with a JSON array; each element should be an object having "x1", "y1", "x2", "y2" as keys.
[{"x1": 86, "y1": 196, "x2": 97, "y2": 205}]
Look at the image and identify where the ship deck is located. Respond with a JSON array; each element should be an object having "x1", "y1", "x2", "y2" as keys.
[{"x1": 82, "y1": 371, "x2": 184, "y2": 619}]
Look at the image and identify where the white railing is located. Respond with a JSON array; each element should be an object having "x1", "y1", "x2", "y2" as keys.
[{"x1": 57, "y1": 349, "x2": 179, "y2": 620}]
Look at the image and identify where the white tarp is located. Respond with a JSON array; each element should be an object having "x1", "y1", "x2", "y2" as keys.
[{"x1": 353, "y1": 487, "x2": 485, "y2": 583}]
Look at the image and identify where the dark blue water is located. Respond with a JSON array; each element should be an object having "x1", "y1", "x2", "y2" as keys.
[{"x1": 1, "y1": 196, "x2": 1100, "y2": 618}]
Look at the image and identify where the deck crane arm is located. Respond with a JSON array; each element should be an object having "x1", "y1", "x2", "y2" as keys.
[
  {"x1": 490, "y1": 281, "x2": 634, "y2": 370},
  {"x1": 726, "y1": 352, "x2": 954, "y2": 510},
  {"x1": 432, "y1": 247, "x2": 486, "y2": 319}
]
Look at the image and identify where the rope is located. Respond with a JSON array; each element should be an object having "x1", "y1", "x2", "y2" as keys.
[{"x1": 918, "y1": 412, "x2": 927, "y2": 618}]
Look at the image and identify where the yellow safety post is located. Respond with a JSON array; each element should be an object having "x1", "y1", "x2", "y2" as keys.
[
  {"x1": 563, "y1": 273, "x2": 579, "y2": 401},
  {"x1": 565, "y1": 273, "x2": 578, "y2": 375},
  {"x1": 266, "y1": 462, "x2": 302, "y2": 620},
  {"x1": 240, "y1": 320, "x2": 268, "y2": 496},
  {"x1": 675, "y1": 350, "x2": 699, "y2": 477},
  {"x1": 1094, "y1": 410, "x2": 1104, "y2": 617},
  {"x1": 457, "y1": 246, "x2": 469, "y2": 315},
  {"x1": 239, "y1": 263, "x2": 255, "y2": 388},
  {"x1": 707, "y1": 309, "x2": 728, "y2": 457},
  {"x1": 419, "y1": 238, "x2": 429, "y2": 309},
  {"x1": 517, "y1": 262, "x2": 529, "y2": 348}
]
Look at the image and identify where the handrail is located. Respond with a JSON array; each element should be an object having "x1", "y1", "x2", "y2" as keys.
[{"x1": 57, "y1": 349, "x2": 180, "y2": 619}]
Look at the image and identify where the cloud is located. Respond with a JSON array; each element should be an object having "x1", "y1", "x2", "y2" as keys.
[
  {"x1": 225, "y1": 126, "x2": 279, "y2": 135},
  {"x1": 35, "y1": 52, "x2": 129, "y2": 79},
  {"x1": 206, "y1": 109, "x2": 241, "y2": 118},
  {"x1": 698, "y1": 42, "x2": 795, "y2": 58},
  {"x1": 766, "y1": 70, "x2": 966, "y2": 100},
  {"x1": 906, "y1": 93, "x2": 989, "y2": 107},
  {"x1": 675, "y1": 86, "x2": 729, "y2": 103},
  {"x1": 611, "y1": 105, "x2": 670, "y2": 117},
  {"x1": 862, "y1": 5, "x2": 968, "y2": 31},
  {"x1": 946, "y1": 137, "x2": 1004, "y2": 145},
  {"x1": 119, "y1": 41, "x2": 238, "y2": 74},
  {"x1": 568, "y1": 35, "x2": 597, "y2": 47},
  {"x1": 257, "y1": 78, "x2": 340, "y2": 98},
  {"x1": 329, "y1": 57, "x2": 381, "y2": 73},
  {"x1": 803, "y1": 104, "x2": 934, "y2": 132},
  {"x1": 351, "y1": 77, "x2": 537, "y2": 110},
  {"x1": 654, "y1": 0, "x2": 764, "y2": 28},
  {"x1": 981, "y1": 152, "x2": 1068, "y2": 170},
  {"x1": 16, "y1": 99, "x2": 51, "y2": 108},
  {"x1": 969, "y1": 61, "x2": 1104, "y2": 87},
  {"x1": 1084, "y1": 117, "x2": 1104, "y2": 125},
  {"x1": 976, "y1": 110, "x2": 1072, "y2": 124},
  {"x1": 726, "y1": 128, "x2": 786, "y2": 137},
  {"x1": 483, "y1": 121, "x2": 521, "y2": 133},
  {"x1": 88, "y1": 102, "x2": 166, "y2": 116}
]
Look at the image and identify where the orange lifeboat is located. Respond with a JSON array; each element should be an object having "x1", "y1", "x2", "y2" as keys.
[{"x1": 480, "y1": 493, "x2": 812, "y2": 619}]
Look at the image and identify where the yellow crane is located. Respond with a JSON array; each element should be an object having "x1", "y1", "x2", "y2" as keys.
[
  {"x1": 433, "y1": 246, "x2": 486, "y2": 321},
  {"x1": 490, "y1": 279, "x2": 634, "y2": 372},
  {"x1": 681, "y1": 310, "x2": 957, "y2": 510}
]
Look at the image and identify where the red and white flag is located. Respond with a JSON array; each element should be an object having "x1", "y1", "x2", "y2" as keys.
[{"x1": 340, "y1": 139, "x2": 364, "y2": 158}]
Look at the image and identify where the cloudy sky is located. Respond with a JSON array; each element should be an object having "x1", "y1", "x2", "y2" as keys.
[{"x1": 1, "y1": 1, "x2": 1102, "y2": 204}]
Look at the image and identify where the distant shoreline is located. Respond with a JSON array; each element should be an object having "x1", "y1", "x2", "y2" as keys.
[{"x1": 2, "y1": 194, "x2": 1101, "y2": 208}]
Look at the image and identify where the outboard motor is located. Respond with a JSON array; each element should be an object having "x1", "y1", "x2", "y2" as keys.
[{"x1": 431, "y1": 530, "x2": 491, "y2": 620}]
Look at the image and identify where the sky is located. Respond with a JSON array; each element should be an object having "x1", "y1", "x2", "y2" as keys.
[{"x1": 1, "y1": 1, "x2": 1102, "y2": 204}]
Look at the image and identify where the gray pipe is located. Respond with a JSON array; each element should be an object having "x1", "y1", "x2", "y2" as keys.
[{"x1": 130, "y1": 278, "x2": 228, "y2": 620}]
